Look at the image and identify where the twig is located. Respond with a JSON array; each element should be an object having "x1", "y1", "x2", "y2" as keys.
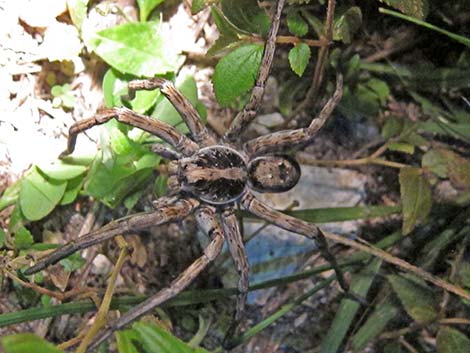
[
  {"x1": 321, "y1": 232, "x2": 470, "y2": 301},
  {"x1": 399, "y1": 337, "x2": 419, "y2": 353},
  {"x1": 363, "y1": 28, "x2": 417, "y2": 63},
  {"x1": 75, "y1": 235, "x2": 130, "y2": 353},
  {"x1": 296, "y1": 151, "x2": 408, "y2": 169},
  {"x1": 5, "y1": 270, "x2": 95, "y2": 301},
  {"x1": 248, "y1": 34, "x2": 329, "y2": 47}
]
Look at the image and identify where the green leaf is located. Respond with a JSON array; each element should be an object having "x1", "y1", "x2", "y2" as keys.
[
  {"x1": 351, "y1": 301, "x2": 398, "y2": 351},
  {"x1": 8, "y1": 204, "x2": 26, "y2": 234},
  {"x1": 191, "y1": 0, "x2": 206, "y2": 14},
  {"x1": 383, "y1": 341, "x2": 403, "y2": 353},
  {"x1": 213, "y1": 44, "x2": 264, "y2": 106},
  {"x1": 66, "y1": 0, "x2": 89, "y2": 31},
  {"x1": 388, "y1": 274, "x2": 439, "y2": 323},
  {"x1": 422, "y1": 149, "x2": 448, "y2": 178},
  {"x1": 402, "y1": 131, "x2": 428, "y2": 148},
  {"x1": 84, "y1": 127, "x2": 159, "y2": 208},
  {"x1": 14, "y1": 226, "x2": 34, "y2": 250},
  {"x1": 437, "y1": 327, "x2": 470, "y2": 353},
  {"x1": 340, "y1": 76, "x2": 390, "y2": 119},
  {"x1": 60, "y1": 175, "x2": 85, "y2": 206},
  {"x1": 365, "y1": 78, "x2": 390, "y2": 105},
  {"x1": 288, "y1": 43, "x2": 311, "y2": 77},
  {"x1": 250, "y1": 205, "x2": 402, "y2": 223},
  {"x1": 333, "y1": 6, "x2": 362, "y2": 44},
  {"x1": 207, "y1": 6, "x2": 244, "y2": 56},
  {"x1": 1, "y1": 333, "x2": 65, "y2": 353},
  {"x1": 399, "y1": 167, "x2": 432, "y2": 235},
  {"x1": 447, "y1": 153, "x2": 470, "y2": 189},
  {"x1": 422, "y1": 149, "x2": 470, "y2": 188},
  {"x1": 103, "y1": 68, "x2": 126, "y2": 108},
  {"x1": 287, "y1": 11, "x2": 308, "y2": 37},
  {"x1": 131, "y1": 322, "x2": 211, "y2": 353},
  {"x1": 124, "y1": 189, "x2": 145, "y2": 210},
  {"x1": 378, "y1": 0, "x2": 429, "y2": 20},
  {"x1": 320, "y1": 258, "x2": 383, "y2": 353},
  {"x1": 387, "y1": 142, "x2": 415, "y2": 154},
  {"x1": 51, "y1": 84, "x2": 75, "y2": 109},
  {"x1": 37, "y1": 162, "x2": 87, "y2": 181},
  {"x1": 221, "y1": 0, "x2": 271, "y2": 36},
  {"x1": 89, "y1": 22, "x2": 183, "y2": 77},
  {"x1": 0, "y1": 179, "x2": 21, "y2": 212},
  {"x1": 60, "y1": 253, "x2": 86, "y2": 272},
  {"x1": 137, "y1": 0, "x2": 164, "y2": 22},
  {"x1": 116, "y1": 329, "x2": 141, "y2": 353},
  {"x1": 0, "y1": 228, "x2": 5, "y2": 247},
  {"x1": 381, "y1": 117, "x2": 404, "y2": 139},
  {"x1": 19, "y1": 167, "x2": 67, "y2": 221},
  {"x1": 154, "y1": 175, "x2": 168, "y2": 197}
]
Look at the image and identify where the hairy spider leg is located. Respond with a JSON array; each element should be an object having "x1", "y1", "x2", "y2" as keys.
[
  {"x1": 23, "y1": 197, "x2": 200, "y2": 275},
  {"x1": 126, "y1": 78, "x2": 217, "y2": 146},
  {"x1": 243, "y1": 74, "x2": 343, "y2": 156},
  {"x1": 60, "y1": 107, "x2": 198, "y2": 158},
  {"x1": 241, "y1": 191, "x2": 353, "y2": 296},
  {"x1": 221, "y1": 207, "x2": 249, "y2": 341},
  {"x1": 224, "y1": 0, "x2": 286, "y2": 141},
  {"x1": 150, "y1": 142, "x2": 182, "y2": 160},
  {"x1": 86, "y1": 205, "x2": 225, "y2": 352}
]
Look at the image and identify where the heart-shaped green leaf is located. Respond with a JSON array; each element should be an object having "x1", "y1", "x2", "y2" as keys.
[
  {"x1": 399, "y1": 167, "x2": 432, "y2": 234},
  {"x1": 288, "y1": 43, "x2": 311, "y2": 77},
  {"x1": 19, "y1": 167, "x2": 67, "y2": 221},
  {"x1": 89, "y1": 22, "x2": 183, "y2": 77},
  {"x1": 213, "y1": 44, "x2": 264, "y2": 106},
  {"x1": 388, "y1": 274, "x2": 438, "y2": 324},
  {"x1": 136, "y1": 0, "x2": 164, "y2": 22},
  {"x1": 287, "y1": 11, "x2": 308, "y2": 37}
]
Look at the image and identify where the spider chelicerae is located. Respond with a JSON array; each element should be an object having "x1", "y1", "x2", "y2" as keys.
[{"x1": 24, "y1": 0, "x2": 349, "y2": 349}]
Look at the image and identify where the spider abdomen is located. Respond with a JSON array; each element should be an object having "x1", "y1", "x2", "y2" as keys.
[{"x1": 178, "y1": 146, "x2": 248, "y2": 204}]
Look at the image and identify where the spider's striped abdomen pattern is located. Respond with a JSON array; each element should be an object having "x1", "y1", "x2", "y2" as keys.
[{"x1": 178, "y1": 145, "x2": 248, "y2": 204}]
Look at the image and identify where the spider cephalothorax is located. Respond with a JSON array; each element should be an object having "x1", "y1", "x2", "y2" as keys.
[
  {"x1": 23, "y1": 0, "x2": 346, "y2": 350},
  {"x1": 175, "y1": 145, "x2": 248, "y2": 204}
]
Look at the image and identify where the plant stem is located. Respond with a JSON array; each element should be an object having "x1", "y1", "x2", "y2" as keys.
[
  {"x1": 296, "y1": 152, "x2": 408, "y2": 169},
  {"x1": 379, "y1": 8, "x2": 470, "y2": 47}
]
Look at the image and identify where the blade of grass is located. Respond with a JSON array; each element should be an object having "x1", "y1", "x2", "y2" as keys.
[
  {"x1": 319, "y1": 258, "x2": 383, "y2": 353},
  {"x1": 379, "y1": 8, "x2": 470, "y2": 47},
  {"x1": 242, "y1": 205, "x2": 401, "y2": 223},
  {"x1": 351, "y1": 298, "x2": 398, "y2": 351}
]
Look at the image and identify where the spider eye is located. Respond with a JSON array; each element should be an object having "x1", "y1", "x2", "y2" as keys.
[{"x1": 247, "y1": 155, "x2": 300, "y2": 193}]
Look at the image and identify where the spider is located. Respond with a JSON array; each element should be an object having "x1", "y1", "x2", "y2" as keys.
[{"x1": 24, "y1": 0, "x2": 349, "y2": 349}]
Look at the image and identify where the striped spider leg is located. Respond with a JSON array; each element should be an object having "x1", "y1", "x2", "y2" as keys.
[{"x1": 224, "y1": 0, "x2": 286, "y2": 141}]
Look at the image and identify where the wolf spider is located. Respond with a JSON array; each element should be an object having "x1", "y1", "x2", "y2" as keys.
[{"x1": 24, "y1": 0, "x2": 350, "y2": 350}]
